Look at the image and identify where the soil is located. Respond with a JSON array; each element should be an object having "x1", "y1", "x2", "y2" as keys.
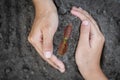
[{"x1": 0, "y1": 0, "x2": 120, "y2": 80}]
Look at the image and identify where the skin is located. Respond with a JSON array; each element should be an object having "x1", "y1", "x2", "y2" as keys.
[
  {"x1": 28, "y1": 0, "x2": 65, "y2": 73},
  {"x1": 71, "y1": 7, "x2": 108, "y2": 80},
  {"x1": 28, "y1": 0, "x2": 108, "y2": 79}
]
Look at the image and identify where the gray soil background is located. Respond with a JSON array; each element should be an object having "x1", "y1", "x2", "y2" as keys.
[{"x1": 0, "y1": 0, "x2": 120, "y2": 80}]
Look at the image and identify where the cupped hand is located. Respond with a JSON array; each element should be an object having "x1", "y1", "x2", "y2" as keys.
[
  {"x1": 28, "y1": 0, "x2": 65, "y2": 73},
  {"x1": 71, "y1": 7, "x2": 107, "y2": 80}
]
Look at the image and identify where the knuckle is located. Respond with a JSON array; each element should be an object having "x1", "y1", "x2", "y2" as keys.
[
  {"x1": 97, "y1": 34, "x2": 105, "y2": 42},
  {"x1": 28, "y1": 35, "x2": 36, "y2": 45},
  {"x1": 28, "y1": 36, "x2": 31, "y2": 42}
]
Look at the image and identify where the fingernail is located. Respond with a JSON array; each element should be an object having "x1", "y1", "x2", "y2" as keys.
[
  {"x1": 72, "y1": 6, "x2": 76, "y2": 9},
  {"x1": 57, "y1": 62, "x2": 65, "y2": 73},
  {"x1": 59, "y1": 68, "x2": 65, "y2": 73},
  {"x1": 82, "y1": 20, "x2": 89, "y2": 26},
  {"x1": 79, "y1": 7, "x2": 82, "y2": 10},
  {"x1": 44, "y1": 51, "x2": 52, "y2": 58}
]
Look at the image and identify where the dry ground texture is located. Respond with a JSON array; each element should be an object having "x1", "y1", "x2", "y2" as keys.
[{"x1": 0, "y1": 0, "x2": 120, "y2": 80}]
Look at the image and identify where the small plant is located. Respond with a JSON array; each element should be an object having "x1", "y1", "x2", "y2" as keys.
[{"x1": 58, "y1": 23, "x2": 72, "y2": 55}]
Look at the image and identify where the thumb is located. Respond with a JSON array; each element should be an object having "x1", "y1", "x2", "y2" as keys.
[
  {"x1": 43, "y1": 31, "x2": 54, "y2": 58},
  {"x1": 79, "y1": 20, "x2": 90, "y2": 46}
]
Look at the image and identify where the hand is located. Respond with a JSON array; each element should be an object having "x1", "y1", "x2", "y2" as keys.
[
  {"x1": 71, "y1": 7, "x2": 108, "y2": 80},
  {"x1": 28, "y1": 0, "x2": 65, "y2": 73}
]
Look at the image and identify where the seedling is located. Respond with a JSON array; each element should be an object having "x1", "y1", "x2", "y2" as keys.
[{"x1": 58, "y1": 23, "x2": 72, "y2": 55}]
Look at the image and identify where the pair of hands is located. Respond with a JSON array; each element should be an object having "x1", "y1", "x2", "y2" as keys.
[{"x1": 28, "y1": 0, "x2": 107, "y2": 79}]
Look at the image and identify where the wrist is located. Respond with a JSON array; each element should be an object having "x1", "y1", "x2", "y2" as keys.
[
  {"x1": 86, "y1": 69, "x2": 107, "y2": 80},
  {"x1": 80, "y1": 66, "x2": 108, "y2": 80},
  {"x1": 33, "y1": 0, "x2": 57, "y2": 17}
]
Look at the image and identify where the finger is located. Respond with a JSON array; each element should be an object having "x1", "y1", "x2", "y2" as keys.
[
  {"x1": 28, "y1": 29, "x2": 64, "y2": 72},
  {"x1": 71, "y1": 7, "x2": 102, "y2": 48},
  {"x1": 73, "y1": 7, "x2": 105, "y2": 48},
  {"x1": 72, "y1": 7, "x2": 96, "y2": 25},
  {"x1": 79, "y1": 20, "x2": 91, "y2": 46},
  {"x1": 41, "y1": 28, "x2": 65, "y2": 72},
  {"x1": 78, "y1": 7, "x2": 101, "y2": 33},
  {"x1": 72, "y1": 7, "x2": 104, "y2": 48},
  {"x1": 49, "y1": 55, "x2": 65, "y2": 73},
  {"x1": 71, "y1": 7, "x2": 88, "y2": 21},
  {"x1": 72, "y1": 7, "x2": 101, "y2": 34},
  {"x1": 71, "y1": 7, "x2": 98, "y2": 35},
  {"x1": 33, "y1": 41, "x2": 65, "y2": 73},
  {"x1": 42, "y1": 29, "x2": 54, "y2": 58}
]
